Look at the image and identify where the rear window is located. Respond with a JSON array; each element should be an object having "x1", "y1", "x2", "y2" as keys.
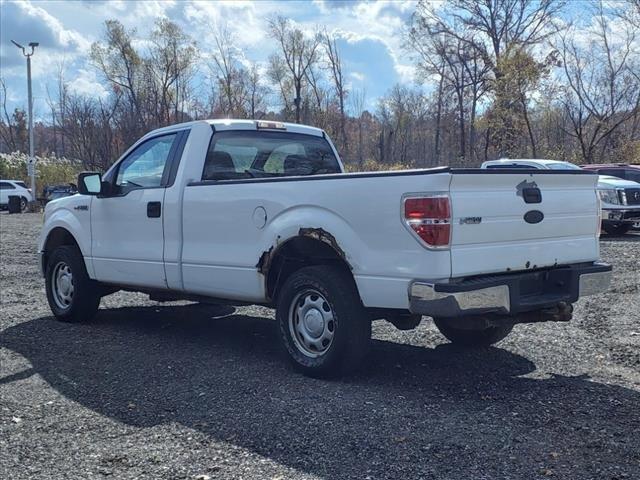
[
  {"x1": 0, "y1": 181, "x2": 16, "y2": 189},
  {"x1": 202, "y1": 131, "x2": 340, "y2": 181}
]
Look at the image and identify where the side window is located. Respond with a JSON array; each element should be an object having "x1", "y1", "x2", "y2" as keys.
[
  {"x1": 115, "y1": 134, "x2": 177, "y2": 192},
  {"x1": 0, "y1": 182, "x2": 16, "y2": 189}
]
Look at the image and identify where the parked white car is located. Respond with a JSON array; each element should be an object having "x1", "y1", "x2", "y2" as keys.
[
  {"x1": 39, "y1": 121, "x2": 612, "y2": 376},
  {"x1": 0, "y1": 179, "x2": 34, "y2": 211},
  {"x1": 482, "y1": 159, "x2": 640, "y2": 235}
]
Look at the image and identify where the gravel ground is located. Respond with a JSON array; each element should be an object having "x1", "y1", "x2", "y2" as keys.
[{"x1": 1, "y1": 212, "x2": 639, "y2": 480}]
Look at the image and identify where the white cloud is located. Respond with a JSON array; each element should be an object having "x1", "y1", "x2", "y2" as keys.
[
  {"x1": 1, "y1": 0, "x2": 91, "y2": 73},
  {"x1": 67, "y1": 68, "x2": 109, "y2": 99},
  {"x1": 1, "y1": 0, "x2": 421, "y2": 112}
]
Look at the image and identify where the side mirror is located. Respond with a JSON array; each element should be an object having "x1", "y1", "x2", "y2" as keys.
[{"x1": 77, "y1": 172, "x2": 102, "y2": 195}]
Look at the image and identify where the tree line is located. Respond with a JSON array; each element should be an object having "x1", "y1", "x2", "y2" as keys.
[{"x1": 1, "y1": 0, "x2": 638, "y2": 173}]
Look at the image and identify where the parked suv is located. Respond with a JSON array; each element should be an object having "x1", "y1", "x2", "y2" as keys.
[
  {"x1": 0, "y1": 180, "x2": 34, "y2": 211},
  {"x1": 581, "y1": 164, "x2": 640, "y2": 183}
]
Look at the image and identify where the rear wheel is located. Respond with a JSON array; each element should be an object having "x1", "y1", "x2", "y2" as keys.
[
  {"x1": 276, "y1": 265, "x2": 371, "y2": 377},
  {"x1": 45, "y1": 246, "x2": 101, "y2": 323},
  {"x1": 434, "y1": 318, "x2": 513, "y2": 347},
  {"x1": 603, "y1": 223, "x2": 631, "y2": 235}
]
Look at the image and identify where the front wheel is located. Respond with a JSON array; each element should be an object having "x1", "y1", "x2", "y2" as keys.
[
  {"x1": 20, "y1": 197, "x2": 28, "y2": 212},
  {"x1": 603, "y1": 223, "x2": 631, "y2": 235},
  {"x1": 434, "y1": 318, "x2": 513, "y2": 347},
  {"x1": 45, "y1": 245, "x2": 101, "y2": 323},
  {"x1": 276, "y1": 265, "x2": 371, "y2": 378}
]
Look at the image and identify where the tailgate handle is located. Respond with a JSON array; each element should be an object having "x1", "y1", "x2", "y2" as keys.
[{"x1": 523, "y1": 187, "x2": 542, "y2": 204}]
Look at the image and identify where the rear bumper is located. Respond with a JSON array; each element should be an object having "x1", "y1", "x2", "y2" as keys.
[{"x1": 409, "y1": 262, "x2": 612, "y2": 318}]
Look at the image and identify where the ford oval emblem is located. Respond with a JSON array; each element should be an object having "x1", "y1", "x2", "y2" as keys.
[{"x1": 524, "y1": 210, "x2": 544, "y2": 224}]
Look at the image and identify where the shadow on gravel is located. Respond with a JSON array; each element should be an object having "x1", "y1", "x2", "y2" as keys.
[{"x1": 2, "y1": 304, "x2": 639, "y2": 478}]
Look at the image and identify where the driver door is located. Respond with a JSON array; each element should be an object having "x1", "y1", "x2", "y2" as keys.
[{"x1": 90, "y1": 133, "x2": 178, "y2": 288}]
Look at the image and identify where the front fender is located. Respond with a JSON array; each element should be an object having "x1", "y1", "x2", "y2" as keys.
[{"x1": 39, "y1": 199, "x2": 93, "y2": 277}]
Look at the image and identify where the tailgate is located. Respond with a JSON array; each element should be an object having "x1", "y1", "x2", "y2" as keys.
[{"x1": 449, "y1": 171, "x2": 600, "y2": 277}]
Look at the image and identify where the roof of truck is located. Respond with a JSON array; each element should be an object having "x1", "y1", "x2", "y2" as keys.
[{"x1": 141, "y1": 119, "x2": 325, "y2": 139}]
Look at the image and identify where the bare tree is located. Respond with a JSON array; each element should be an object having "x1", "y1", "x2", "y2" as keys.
[
  {"x1": 91, "y1": 20, "x2": 146, "y2": 136},
  {"x1": 349, "y1": 88, "x2": 366, "y2": 167},
  {"x1": 244, "y1": 63, "x2": 268, "y2": 119},
  {"x1": 267, "y1": 53, "x2": 294, "y2": 117},
  {"x1": 147, "y1": 19, "x2": 197, "y2": 125},
  {"x1": 410, "y1": 0, "x2": 565, "y2": 157},
  {"x1": 557, "y1": 1, "x2": 640, "y2": 163},
  {"x1": 408, "y1": 18, "x2": 489, "y2": 162},
  {"x1": 0, "y1": 78, "x2": 19, "y2": 151},
  {"x1": 209, "y1": 25, "x2": 249, "y2": 117},
  {"x1": 268, "y1": 16, "x2": 320, "y2": 123},
  {"x1": 323, "y1": 30, "x2": 348, "y2": 156}
]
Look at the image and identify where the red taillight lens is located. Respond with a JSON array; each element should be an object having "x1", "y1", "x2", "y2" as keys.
[
  {"x1": 404, "y1": 197, "x2": 450, "y2": 219},
  {"x1": 403, "y1": 196, "x2": 451, "y2": 247}
]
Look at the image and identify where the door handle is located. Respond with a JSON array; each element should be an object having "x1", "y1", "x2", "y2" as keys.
[{"x1": 147, "y1": 201, "x2": 161, "y2": 218}]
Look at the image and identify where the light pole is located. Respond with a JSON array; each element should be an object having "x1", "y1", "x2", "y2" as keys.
[{"x1": 12, "y1": 40, "x2": 39, "y2": 203}]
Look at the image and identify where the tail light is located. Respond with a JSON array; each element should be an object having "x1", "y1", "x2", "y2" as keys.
[{"x1": 403, "y1": 194, "x2": 451, "y2": 248}]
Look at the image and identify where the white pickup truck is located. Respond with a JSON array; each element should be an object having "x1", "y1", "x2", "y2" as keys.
[{"x1": 39, "y1": 120, "x2": 612, "y2": 376}]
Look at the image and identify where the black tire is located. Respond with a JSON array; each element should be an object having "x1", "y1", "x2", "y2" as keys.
[
  {"x1": 603, "y1": 223, "x2": 631, "y2": 236},
  {"x1": 434, "y1": 318, "x2": 513, "y2": 347},
  {"x1": 45, "y1": 245, "x2": 101, "y2": 323},
  {"x1": 20, "y1": 197, "x2": 28, "y2": 212},
  {"x1": 276, "y1": 265, "x2": 371, "y2": 378}
]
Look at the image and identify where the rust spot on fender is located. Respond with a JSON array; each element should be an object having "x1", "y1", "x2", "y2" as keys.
[
  {"x1": 256, "y1": 245, "x2": 275, "y2": 275},
  {"x1": 256, "y1": 234, "x2": 281, "y2": 274},
  {"x1": 256, "y1": 228, "x2": 351, "y2": 276},
  {"x1": 298, "y1": 227, "x2": 350, "y2": 269}
]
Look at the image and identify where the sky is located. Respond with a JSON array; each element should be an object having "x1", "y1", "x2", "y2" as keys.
[{"x1": 0, "y1": 0, "x2": 420, "y2": 119}]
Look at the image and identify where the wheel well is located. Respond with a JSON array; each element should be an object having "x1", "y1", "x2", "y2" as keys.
[
  {"x1": 42, "y1": 228, "x2": 80, "y2": 270},
  {"x1": 262, "y1": 235, "x2": 353, "y2": 302}
]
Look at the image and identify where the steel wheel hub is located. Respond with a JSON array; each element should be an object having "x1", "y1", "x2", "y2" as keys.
[
  {"x1": 52, "y1": 261, "x2": 74, "y2": 310},
  {"x1": 289, "y1": 289, "x2": 336, "y2": 358}
]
